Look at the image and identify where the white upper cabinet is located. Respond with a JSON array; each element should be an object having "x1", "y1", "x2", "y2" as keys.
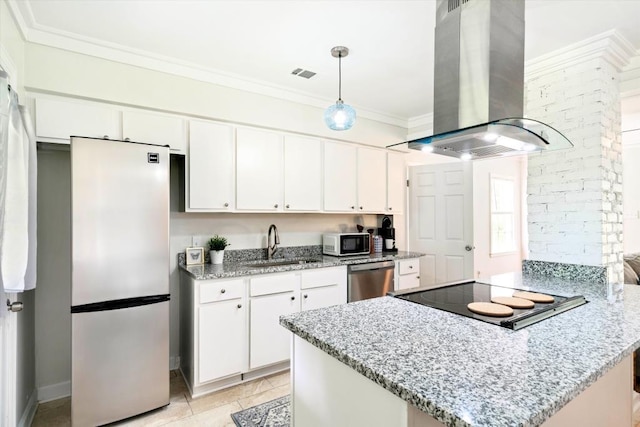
[
  {"x1": 236, "y1": 128, "x2": 284, "y2": 211},
  {"x1": 323, "y1": 141, "x2": 357, "y2": 212},
  {"x1": 35, "y1": 97, "x2": 121, "y2": 143},
  {"x1": 387, "y1": 151, "x2": 406, "y2": 214},
  {"x1": 357, "y1": 147, "x2": 387, "y2": 213},
  {"x1": 122, "y1": 110, "x2": 187, "y2": 153},
  {"x1": 284, "y1": 136, "x2": 322, "y2": 211},
  {"x1": 188, "y1": 121, "x2": 235, "y2": 211}
]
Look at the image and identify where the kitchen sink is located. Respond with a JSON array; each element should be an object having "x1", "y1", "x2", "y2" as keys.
[{"x1": 242, "y1": 258, "x2": 322, "y2": 269}]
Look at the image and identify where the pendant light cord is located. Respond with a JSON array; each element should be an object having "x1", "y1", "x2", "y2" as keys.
[{"x1": 338, "y1": 52, "x2": 342, "y2": 102}]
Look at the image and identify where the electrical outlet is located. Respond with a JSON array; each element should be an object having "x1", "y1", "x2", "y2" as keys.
[{"x1": 192, "y1": 235, "x2": 204, "y2": 248}]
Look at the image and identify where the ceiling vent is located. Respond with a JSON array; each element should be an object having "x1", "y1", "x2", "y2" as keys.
[{"x1": 291, "y1": 68, "x2": 316, "y2": 79}]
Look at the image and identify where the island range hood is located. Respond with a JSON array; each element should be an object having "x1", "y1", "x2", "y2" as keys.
[{"x1": 390, "y1": 0, "x2": 573, "y2": 159}]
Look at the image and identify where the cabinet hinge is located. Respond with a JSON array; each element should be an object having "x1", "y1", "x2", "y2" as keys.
[{"x1": 406, "y1": 179, "x2": 410, "y2": 187}]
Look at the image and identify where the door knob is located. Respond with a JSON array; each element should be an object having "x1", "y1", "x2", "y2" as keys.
[
  {"x1": 6, "y1": 299, "x2": 23, "y2": 312},
  {"x1": 465, "y1": 245, "x2": 475, "y2": 252}
]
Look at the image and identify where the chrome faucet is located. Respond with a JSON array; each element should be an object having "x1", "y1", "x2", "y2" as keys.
[{"x1": 267, "y1": 224, "x2": 280, "y2": 260}]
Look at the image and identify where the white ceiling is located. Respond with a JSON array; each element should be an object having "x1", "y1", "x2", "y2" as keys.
[{"x1": 10, "y1": 0, "x2": 640, "y2": 125}]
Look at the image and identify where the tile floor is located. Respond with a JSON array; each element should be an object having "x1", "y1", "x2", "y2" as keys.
[
  {"x1": 29, "y1": 371, "x2": 640, "y2": 427},
  {"x1": 31, "y1": 369, "x2": 290, "y2": 427}
]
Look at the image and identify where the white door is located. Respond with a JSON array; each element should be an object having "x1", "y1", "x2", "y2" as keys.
[
  {"x1": 301, "y1": 285, "x2": 342, "y2": 311},
  {"x1": 356, "y1": 147, "x2": 386, "y2": 213},
  {"x1": 323, "y1": 142, "x2": 357, "y2": 212},
  {"x1": 0, "y1": 291, "x2": 17, "y2": 426},
  {"x1": 188, "y1": 120, "x2": 235, "y2": 211},
  {"x1": 198, "y1": 299, "x2": 246, "y2": 383},
  {"x1": 284, "y1": 136, "x2": 322, "y2": 211},
  {"x1": 409, "y1": 163, "x2": 474, "y2": 286},
  {"x1": 249, "y1": 292, "x2": 299, "y2": 369},
  {"x1": 236, "y1": 128, "x2": 284, "y2": 211}
]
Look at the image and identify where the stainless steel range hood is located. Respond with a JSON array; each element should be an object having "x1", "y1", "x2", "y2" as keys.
[{"x1": 390, "y1": 0, "x2": 573, "y2": 159}]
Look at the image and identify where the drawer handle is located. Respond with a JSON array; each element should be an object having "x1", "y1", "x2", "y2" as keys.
[
  {"x1": 220, "y1": 289, "x2": 226, "y2": 294},
  {"x1": 224, "y1": 202, "x2": 229, "y2": 207},
  {"x1": 303, "y1": 294, "x2": 308, "y2": 299},
  {"x1": 291, "y1": 296, "x2": 295, "y2": 301},
  {"x1": 237, "y1": 303, "x2": 242, "y2": 309}
]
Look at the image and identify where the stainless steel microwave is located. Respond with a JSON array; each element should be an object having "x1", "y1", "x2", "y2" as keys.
[{"x1": 322, "y1": 233, "x2": 370, "y2": 256}]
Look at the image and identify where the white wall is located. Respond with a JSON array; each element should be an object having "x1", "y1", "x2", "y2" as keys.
[
  {"x1": 473, "y1": 157, "x2": 525, "y2": 278},
  {"x1": 526, "y1": 54, "x2": 624, "y2": 283},
  {"x1": 623, "y1": 142, "x2": 640, "y2": 254},
  {"x1": 34, "y1": 149, "x2": 72, "y2": 401},
  {"x1": 24, "y1": 43, "x2": 407, "y2": 148}
]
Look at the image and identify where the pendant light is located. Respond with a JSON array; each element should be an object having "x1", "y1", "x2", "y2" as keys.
[{"x1": 324, "y1": 46, "x2": 356, "y2": 131}]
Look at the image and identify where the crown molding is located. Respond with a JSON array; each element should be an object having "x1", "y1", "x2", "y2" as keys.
[
  {"x1": 5, "y1": 0, "x2": 408, "y2": 128},
  {"x1": 407, "y1": 113, "x2": 433, "y2": 131},
  {"x1": 525, "y1": 30, "x2": 637, "y2": 78}
]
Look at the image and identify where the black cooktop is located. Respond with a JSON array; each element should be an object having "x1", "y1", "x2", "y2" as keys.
[{"x1": 391, "y1": 281, "x2": 587, "y2": 330}]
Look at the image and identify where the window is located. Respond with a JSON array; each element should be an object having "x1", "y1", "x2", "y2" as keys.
[{"x1": 490, "y1": 176, "x2": 516, "y2": 255}]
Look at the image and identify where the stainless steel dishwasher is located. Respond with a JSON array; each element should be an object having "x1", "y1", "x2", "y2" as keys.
[{"x1": 347, "y1": 261, "x2": 395, "y2": 302}]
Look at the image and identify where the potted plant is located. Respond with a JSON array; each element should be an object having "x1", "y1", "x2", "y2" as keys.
[{"x1": 208, "y1": 235, "x2": 230, "y2": 265}]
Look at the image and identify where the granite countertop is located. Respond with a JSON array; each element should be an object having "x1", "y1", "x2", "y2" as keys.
[
  {"x1": 179, "y1": 251, "x2": 425, "y2": 280},
  {"x1": 280, "y1": 273, "x2": 640, "y2": 427}
]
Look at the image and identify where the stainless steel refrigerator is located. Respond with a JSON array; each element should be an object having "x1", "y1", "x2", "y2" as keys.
[{"x1": 70, "y1": 136, "x2": 170, "y2": 426}]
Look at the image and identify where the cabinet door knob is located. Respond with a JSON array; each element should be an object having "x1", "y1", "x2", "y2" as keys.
[
  {"x1": 291, "y1": 296, "x2": 295, "y2": 301},
  {"x1": 237, "y1": 303, "x2": 242, "y2": 308},
  {"x1": 286, "y1": 204, "x2": 290, "y2": 209},
  {"x1": 303, "y1": 294, "x2": 308, "y2": 299},
  {"x1": 224, "y1": 202, "x2": 229, "y2": 207},
  {"x1": 416, "y1": 276, "x2": 420, "y2": 279},
  {"x1": 351, "y1": 206, "x2": 355, "y2": 210},
  {"x1": 359, "y1": 206, "x2": 363, "y2": 210},
  {"x1": 124, "y1": 137, "x2": 131, "y2": 142},
  {"x1": 409, "y1": 265, "x2": 413, "y2": 269},
  {"x1": 220, "y1": 289, "x2": 226, "y2": 294},
  {"x1": 274, "y1": 204, "x2": 279, "y2": 208},
  {"x1": 389, "y1": 207, "x2": 392, "y2": 210},
  {"x1": 103, "y1": 135, "x2": 109, "y2": 139}
]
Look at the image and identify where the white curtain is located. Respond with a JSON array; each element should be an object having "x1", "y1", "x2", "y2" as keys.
[{"x1": 0, "y1": 71, "x2": 37, "y2": 292}]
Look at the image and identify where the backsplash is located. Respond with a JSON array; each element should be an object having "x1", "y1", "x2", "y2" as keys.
[
  {"x1": 178, "y1": 245, "x2": 323, "y2": 266},
  {"x1": 522, "y1": 260, "x2": 608, "y2": 286}
]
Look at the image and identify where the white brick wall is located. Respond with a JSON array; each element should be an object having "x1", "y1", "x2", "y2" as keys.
[{"x1": 526, "y1": 55, "x2": 624, "y2": 284}]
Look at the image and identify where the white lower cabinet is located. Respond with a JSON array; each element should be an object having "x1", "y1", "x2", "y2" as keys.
[
  {"x1": 198, "y1": 299, "x2": 246, "y2": 383},
  {"x1": 180, "y1": 266, "x2": 347, "y2": 397},
  {"x1": 395, "y1": 258, "x2": 421, "y2": 290},
  {"x1": 301, "y1": 285, "x2": 342, "y2": 311},
  {"x1": 250, "y1": 291, "x2": 299, "y2": 369}
]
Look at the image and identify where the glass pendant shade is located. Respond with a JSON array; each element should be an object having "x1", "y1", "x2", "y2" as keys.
[
  {"x1": 324, "y1": 100, "x2": 356, "y2": 131},
  {"x1": 325, "y1": 46, "x2": 355, "y2": 131}
]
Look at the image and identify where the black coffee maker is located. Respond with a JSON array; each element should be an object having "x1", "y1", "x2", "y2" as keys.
[{"x1": 378, "y1": 216, "x2": 397, "y2": 252}]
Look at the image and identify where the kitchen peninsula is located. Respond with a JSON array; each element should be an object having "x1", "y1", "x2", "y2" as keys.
[{"x1": 281, "y1": 273, "x2": 639, "y2": 427}]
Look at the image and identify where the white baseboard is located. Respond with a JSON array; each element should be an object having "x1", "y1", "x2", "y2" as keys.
[
  {"x1": 170, "y1": 356, "x2": 180, "y2": 371},
  {"x1": 18, "y1": 391, "x2": 37, "y2": 427},
  {"x1": 38, "y1": 380, "x2": 71, "y2": 403}
]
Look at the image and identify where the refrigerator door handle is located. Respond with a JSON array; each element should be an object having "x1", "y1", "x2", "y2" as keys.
[{"x1": 71, "y1": 294, "x2": 170, "y2": 314}]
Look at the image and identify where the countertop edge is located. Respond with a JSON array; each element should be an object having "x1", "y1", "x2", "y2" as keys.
[{"x1": 178, "y1": 251, "x2": 425, "y2": 280}]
